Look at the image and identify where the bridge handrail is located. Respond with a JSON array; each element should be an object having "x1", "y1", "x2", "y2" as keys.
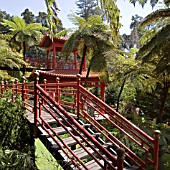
[
  {"x1": 35, "y1": 83, "x2": 118, "y2": 169},
  {"x1": 0, "y1": 75, "x2": 160, "y2": 169}
]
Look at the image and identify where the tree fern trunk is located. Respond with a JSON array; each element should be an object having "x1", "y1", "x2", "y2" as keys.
[
  {"x1": 116, "y1": 78, "x2": 126, "y2": 112},
  {"x1": 23, "y1": 42, "x2": 26, "y2": 75},
  {"x1": 84, "y1": 61, "x2": 92, "y2": 87},
  {"x1": 79, "y1": 44, "x2": 87, "y2": 74},
  {"x1": 157, "y1": 83, "x2": 169, "y2": 123}
]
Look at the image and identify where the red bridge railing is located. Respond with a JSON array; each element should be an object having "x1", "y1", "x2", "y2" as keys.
[
  {"x1": 26, "y1": 57, "x2": 82, "y2": 70},
  {"x1": 0, "y1": 74, "x2": 160, "y2": 170}
]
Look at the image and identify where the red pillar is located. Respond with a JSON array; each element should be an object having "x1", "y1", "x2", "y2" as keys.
[
  {"x1": 46, "y1": 50, "x2": 50, "y2": 69},
  {"x1": 154, "y1": 130, "x2": 161, "y2": 170},
  {"x1": 100, "y1": 82, "x2": 105, "y2": 102},
  {"x1": 53, "y1": 46, "x2": 56, "y2": 69}
]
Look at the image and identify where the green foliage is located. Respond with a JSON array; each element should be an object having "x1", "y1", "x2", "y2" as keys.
[
  {"x1": 98, "y1": 0, "x2": 121, "y2": 40},
  {"x1": 62, "y1": 15, "x2": 113, "y2": 78},
  {"x1": 0, "y1": 90, "x2": 36, "y2": 169},
  {"x1": 0, "y1": 91, "x2": 30, "y2": 152},
  {"x1": 0, "y1": 10, "x2": 12, "y2": 33},
  {"x1": 0, "y1": 16, "x2": 48, "y2": 53},
  {"x1": 76, "y1": 0, "x2": 101, "y2": 20},
  {"x1": 21, "y1": 9, "x2": 35, "y2": 24},
  {"x1": 0, "y1": 149, "x2": 35, "y2": 170},
  {"x1": 0, "y1": 39, "x2": 25, "y2": 68},
  {"x1": 0, "y1": 38, "x2": 26, "y2": 79},
  {"x1": 44, "y1": 0, "x2": 62, "y2": 35},
  {"x1": 35, "y1": 139, "x2": 63, "y2": 170}
]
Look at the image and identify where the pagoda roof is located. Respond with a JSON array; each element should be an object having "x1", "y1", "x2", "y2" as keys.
[
  {"x1": 38, "y1": 34, "x2": 68, "y2": 49},
  {"x1": 37, "y1": 69, "x2": 99, "y2": 79}
]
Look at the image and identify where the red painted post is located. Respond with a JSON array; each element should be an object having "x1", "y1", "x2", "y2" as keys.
[
  {"x1": 53, "y1": 46, "x2": 56, "y2": 69},
  {"x1": 43, "y1": 79, "x2": 47, "y2": 91},
  {"x1": 42, "y1": 79, "x2": 47, "y2": 105},
  {"x1": 11, "y1": 80, "x2": 14, "y2": 102},
  {"x1": 25, "y1": 83, "x2": 28, "y2": 100},
  {"x1": 5, "y1": 80, "x2": 8, "y2": 92},
  {"x1": 1, "y1": 80, "x2": 4, "y2": 95},
  {"x1": 22, "y1": 76, "x2": 26, "y2": 102},
  {"x1": 100, "y1": 82, "x2": 105, "y2": 102},
  {"x1": 104, "y1": 160, "x2": 108, "y2": 170},
  {"x1": 154, "y1": 130, "x2": 161, "y2": 170},
  {"x1": 34, "y1": 72, "x2": 39, "y2": 138},
  {"x1": 116, "y1": 148, "x2": 125, "y2": 170},
  {"x1": 46, "y1": 50, "x2": 50, "y2": 69},
  {"x1": 77, "y1": 74, "x2": 81, "y2": 119},
  {"x1": 55, "y1": 77, "x2": 60, "y2": 103},
  {"x1": 15, "y1": 79, "x2": 18, "y2": 94}
]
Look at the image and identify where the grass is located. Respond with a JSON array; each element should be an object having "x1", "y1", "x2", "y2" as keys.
[{"x1": 35, "y1": 139, "x2": 63, "y2": 170}]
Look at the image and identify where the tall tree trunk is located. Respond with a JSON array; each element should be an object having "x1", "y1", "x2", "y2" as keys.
[
  {"x1": 79, "y1": 44, "x2": 87, "y2": 74},
  {"x1": 23, "y1": 42, "x2": 26, "y2": 75},
  {"x1": 116, "y1": 78, "x2": 126, "y2": 112},
  {"x1": 84, "y1": 59, "x2": 92, "y2": 87},
  {"x1": 157, "y1": 84, "x2": 169, "y2": 123},
  {"x1": 135, "y1": 27, "x2": 139, "y2": 48}
]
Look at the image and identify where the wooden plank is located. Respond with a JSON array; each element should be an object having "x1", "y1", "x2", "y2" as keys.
[
  {"x1": 49, "y1": 136, "x2": 84, "y2": 149},
  {"x1": 82, "y1": 159, "x2": 103, "y2": 170},
  {"x1": 71, "y1": 147, "x2": 97, "y2": 160},
  {"x1": 52, "y1": 127, "x2": 72, "y2": 135}
]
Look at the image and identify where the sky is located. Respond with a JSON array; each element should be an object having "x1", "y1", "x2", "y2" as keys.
[{"x1": 0, "y1": 0, "x2": 160, "y2": 34}]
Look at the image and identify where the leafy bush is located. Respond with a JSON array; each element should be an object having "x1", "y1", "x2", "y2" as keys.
[
  {"x1": 0, "y1": 90, "x2": 36, "y2": 169},
  {"x1": 0, "y1": 149, "x2": 35, "y2": 170}
]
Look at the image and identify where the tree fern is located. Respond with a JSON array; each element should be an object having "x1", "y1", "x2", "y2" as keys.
[{"x1": 0, "y1": 16, "x2": 48, "y2": 74}]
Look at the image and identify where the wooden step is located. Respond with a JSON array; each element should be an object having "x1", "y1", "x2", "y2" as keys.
[
  {"x1": 52, "y1": 126, "x2": 72, "y2": 135},
  {"x1": 38, "y1": 126, "x2": 72, "y2": 137},
  {"x1": 80, "y1": 159, "x2": 103, "y2": 170},
  {"x1": 73, "y1": 147, "x2": 96, "y2": 159},
  {"x1": 48, "y1": 135, "x2": 84, "y2": 150},
  {"x1": 124, "y1": 166, "x2": 139, "y2": 170},
  {"x1": 58, "y1": 147, "x2": 96, "y2": 161}
]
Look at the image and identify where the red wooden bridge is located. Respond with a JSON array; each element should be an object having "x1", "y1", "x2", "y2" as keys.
[{"x1": 0, "y1": 74, "x2": 160, "y2": 170}]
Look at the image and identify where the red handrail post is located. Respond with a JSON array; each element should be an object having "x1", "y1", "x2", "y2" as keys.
[
  {"x1": 42, "y1": 79, "x2": 47, "y2": 105},
  {"x1": 43, "y1": 79, "x2": 47, "y2": 92},
  {"x1": 116, "y1": 147, "x2": 125, "y2": 170},
  {"x1": 154, "y1": 130, "x2": 161, "y2": 170},
  {"x1": 5, "y1": 80, "x2": 8, "y2": 92},
  {"x1": 55, "y1": 77, "x2": 60, "y2": 104},
  {"x1": 11, "y1": 80, "x2": 14, "y2": 102},
  {"x1": 34, "y1": 72, "x2": 39, "y2": 138},
  {"x1": 1, "y1": 80, "x2": 4, "y2": 95},
  {"x1": 15, "y1": 79, "x2": 19, "y2": 94},
  {"x1": 22, "y1": 76, "x2": 26, "y2": 102},
  {"x1": 76, "y1": 74, "x2": 81, "y2": 119}
]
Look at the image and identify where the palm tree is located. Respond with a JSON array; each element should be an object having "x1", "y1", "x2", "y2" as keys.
[
  {"x1": 21, "y1": 9, "x2": 34, "y2": 24},
  {"x1": 62, "y1": 15, "x2": 114, "y2": 82},
  {"x1": 0, "y1": 37, "x2": 26, "y2": 79},
  {"x1": 44, "y1": 0, "x2": 60, "y2": 35},
  {"x1": 136, "y1": 7, "x2": 170, "y2": 123},
  {"x1": 130, "y1": 15, "x2": 143, "y2": 48},
  {"x1": 1, "y1": 16, "x2": 48, "y2": 74},
  {"x1": 45, "y1": 0, "x2": 121, "y2": 39}
]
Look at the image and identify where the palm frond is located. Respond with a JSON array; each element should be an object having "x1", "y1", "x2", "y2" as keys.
[
  {"x1": 13, "y1": 16, "x2": 26, "y2": 29},
  {"x1": 0, "y1": 39, "x2": 26, "y2": 68},
  {"x1": 137, "y1": 24, "x2": 170, "y2": 63},
  {"x1": 54, "y1": 30, "x2": 67, "y2": 38},
  {"x1": 140, "y1": 8, "x2": 170, "y2": 27},
  {"x1": 26, "y1": 23, "x2": 48, "y2": 31}
]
